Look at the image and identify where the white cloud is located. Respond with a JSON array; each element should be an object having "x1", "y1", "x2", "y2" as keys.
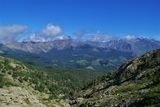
[
  {"x1": 24, "y1": 24, "x2": 63, "y2": 42},
  {"x1": 42, "y1": 24, "x2": 62, "y2": 36},
  {"x1": 73, "y1": 30, "x2": 87, "y2": 40},
  {"x1": 29, "y1": 33, "x2": 46, "y2": 42},
  {"x1": 125, "y1": 35, "x2": 137, "y2": 40},
  {"x1": 21, "y1": 24, "x2": 64, "y2": 42},
  {"x1": 0, "y1": 25, "x2": 27, "y2": 43},
  {"x1": 88, "y1": 32, "x2": 114, "y2": 42}
]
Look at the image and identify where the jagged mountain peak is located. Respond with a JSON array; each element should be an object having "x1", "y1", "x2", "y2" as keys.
[{"x1": 4, "y1": 37, "x2": 160, "y2": 54}]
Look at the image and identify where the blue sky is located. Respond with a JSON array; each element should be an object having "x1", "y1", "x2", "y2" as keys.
[{"x1": 0, "y1": 0, "x2": 160, "y2": 41}]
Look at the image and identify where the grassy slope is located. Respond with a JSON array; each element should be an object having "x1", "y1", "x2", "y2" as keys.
[{"x1": 0, "y1": 55, "x2": 102, "y2": 106}]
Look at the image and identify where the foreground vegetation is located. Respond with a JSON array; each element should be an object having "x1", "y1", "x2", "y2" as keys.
[
  {"x1": 70, "y1": 49, "x2": 160, "y2": 107},
  {"x1": 0, "y1": 56, "x2": 102, "y2": 106},
  {"x1": 0, "y1": 49, "x2": 160, "y2": 107}
]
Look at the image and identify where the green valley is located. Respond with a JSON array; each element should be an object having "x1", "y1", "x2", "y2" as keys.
[{"x1": 0, "y1": 55, "x2": 101, "y2": 107}]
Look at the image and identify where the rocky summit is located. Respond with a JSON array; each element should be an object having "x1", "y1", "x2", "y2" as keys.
[{"x1": 70, "y1": 49, "x2": 160, "y2": 107}]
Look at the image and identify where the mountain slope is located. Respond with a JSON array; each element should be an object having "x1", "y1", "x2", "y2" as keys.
[
  {"x1": 0, "y1": 55, "x2": 100, "y2": 107},
  {"x1": 0, "y1": 56, "x2": 48, "y2": 107},
  {"x1": 70, "y1": 49, "x2": 160, "y2": 107}
]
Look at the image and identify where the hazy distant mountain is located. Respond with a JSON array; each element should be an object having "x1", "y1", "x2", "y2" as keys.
[
  {"x1": 86, "y1": 37, "x2": 160, "y2": 55},
  {"x1": 1, "y1": 37, "x2": 160, "y2": 71},
  {"x1": 5, "y1": 37, "x2": 160, "y2": 54}
]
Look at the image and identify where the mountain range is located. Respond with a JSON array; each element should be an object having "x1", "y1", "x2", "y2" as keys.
[
  {"x1": 5, "y1": 37, "x2": 160, "y2": 54},
  {"x1": 0, "y1": 37, "x2": 160, "y2": 71},
  {"x1": 0, "y1": 45, "x2": 160, "y2": 107}
]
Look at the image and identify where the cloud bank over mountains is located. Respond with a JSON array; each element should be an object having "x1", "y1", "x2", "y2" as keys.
[
  {"x1": 42, "y1": 24, "x2": 62, "y2": 36},
  {"x1": 0, "y1": 24, "x2": 159, "y2": 43},
  {"x1": 0, "y1": 25, "x2": 27, "y2": 43},
  {"x1": 23, "y1": 24, "x2": 63, "y2": 42}
]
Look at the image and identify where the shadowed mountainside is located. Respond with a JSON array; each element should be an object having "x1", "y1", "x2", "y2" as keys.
[{"x1": 70, "y1": 49, "x2": 160, "y2": 107}]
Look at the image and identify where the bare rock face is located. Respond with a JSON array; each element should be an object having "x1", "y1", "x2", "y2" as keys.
[
  {"x1": 117, "y1": 49, "x2": 160, "y2": 82},
  {"x1": 0, "y1": 87, "x2": 46, "y2": 107}
]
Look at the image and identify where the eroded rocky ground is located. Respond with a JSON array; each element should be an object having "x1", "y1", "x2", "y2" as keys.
[{"x1": 70, "y1": 49, "x2": 160, "y2": 107}]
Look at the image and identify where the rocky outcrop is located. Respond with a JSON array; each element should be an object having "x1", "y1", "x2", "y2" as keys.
[
  {"x1": 0, "y1": 87, "x2": 46, "y2": 107},
  {"x1": 70, "y1": 49, "x2": 160, "y2": 107}
]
